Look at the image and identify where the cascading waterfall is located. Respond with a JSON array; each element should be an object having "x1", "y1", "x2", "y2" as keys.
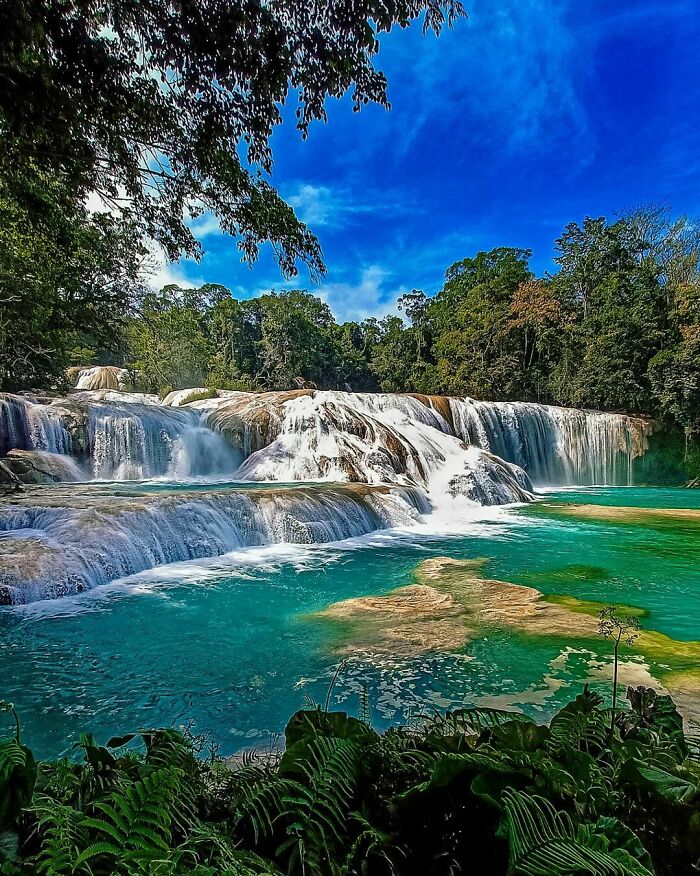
[
  {"x1": 0, "y1": 393, "x2": 238, "y2": 481},
  {"x1": 0, "y1": 484, "x2": 428, "y2": 604},
  {"x1": 0, "y1": 388, "x2": 652, "y2": 604},
  {"x1": 202, "y1": 390, "x2": 648, "y2": 490},
  {"x1": 447, "y1": 398, "x2": 646, "y2": 486},
  {"x1": 0, "y1": 394, "x2": 73, "y2": 456},
  {"x1": 87, "y1": 401, "x2": 240, "y2": 480},
  {"x1": 1, "y1": 389, "x2": 648, "y2": 488}
]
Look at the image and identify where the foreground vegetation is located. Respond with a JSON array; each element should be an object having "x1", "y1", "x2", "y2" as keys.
[{"x1": 1, "y1": 683, "x2": 698, "y2": 876}]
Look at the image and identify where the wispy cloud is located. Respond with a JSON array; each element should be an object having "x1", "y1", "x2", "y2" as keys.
[
  {"x1": 317, "y1": 264, "x2": 408, "y2": 322},
  {"x1": 188, "y1": 212, "x2": 223, "y2": 239},
  {"x1": 377, "y1": 0, "x2": 592, "y2": 162},
  {"x1": 145, "y1": 246, "x2": 206, "y2": 291},
  {"x1": 286, "y1": 182, "x2": 416, "y2": 230}
]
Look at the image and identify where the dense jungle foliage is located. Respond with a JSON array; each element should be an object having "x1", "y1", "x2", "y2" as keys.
[{"x1": 0, "y1": 684, "x2": 698, "y2": 876}]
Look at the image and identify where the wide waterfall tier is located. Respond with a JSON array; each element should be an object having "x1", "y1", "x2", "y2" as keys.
[
  {"x1": 0, "y1": 389, "x2": 653, "y2": 604},
  {"x1": 200, "y1": 390, "x2": 650, "y2": 488},
  {"x1": 447, "y1": 398, "x2": 651, "y2": 486},
  {"x1": 0, "y1": 482, "x2": 428, "y2": 604},
  {"x1": 1, "y1": 389, "x2": 650, "y2": 490}
]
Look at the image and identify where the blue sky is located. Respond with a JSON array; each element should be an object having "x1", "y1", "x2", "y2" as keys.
[{"x1": 158, "y1": 0, "x2": 700, "y2": 322}]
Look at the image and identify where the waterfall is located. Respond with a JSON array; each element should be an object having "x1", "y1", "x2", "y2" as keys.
[
  {"x1": 205, "y1": 391, "x2": 647, "y2": 490},
  {"x1": 1, "y1": 390, "x2": 649, "y2": 488},
  {"x1": 227, "y1": 391, "x2": 534, "y2": 504},
  {"x1": 87, "y1": 401, "x2": 239, "y2": 480},
  {"x1": 0, "y1": 394, "x2": 72, "y2": 456},
  {"x1": 74, "y1": 366, "x2": 130, "y2": 391},
  {"x1": 447, "y1": 399, "x2": 647, "y2": 485},
  {"x1": 0, "y1": 484, "x2": 428, "y2": 604},
  {"x1": 0, "y1": 394, "x2": 238, "y2": 481},
  {"x1": 0, "y1": 388, "x2": 653, "y2": 605}
]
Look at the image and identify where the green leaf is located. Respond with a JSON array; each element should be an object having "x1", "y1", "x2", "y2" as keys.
[
  {"x1": 485, "y1": 721, "x2": 552, "y2": 753},
  {"x1": 0, "y1": 740, "x2": 37, "y2": 831},
  {"x1": 589, "y1": 817, "x2": 654, "y2": 873},
  {"x1": 503, "y1": 789, "x2": 654, "y2": 876},
  {"x1": 621, "y1": 758, "x2": 698, "y2": 804},
  {"x1": 105, "y1": 732, "x2": 138, "y2": 749},
  {"x1": 74, "y1": 840, "x2": 122, "y2": 866},
  {"x1": 284, "y1": 709, "x2": 378, "y2": 748}
]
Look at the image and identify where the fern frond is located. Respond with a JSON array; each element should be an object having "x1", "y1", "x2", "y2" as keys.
[
  {"x1": 503, "y1": 789, "x2": 653, "y2": 876},
  {"x1": 549, "y1": 689, "x2": 609, "y2": 755},
  {"x1": 32, "y1": 796, "x2": 88, "y2": 875},
  {"x1": 78, "y1": 766, "x2": 180, "y2": 870},
  {"x1": 277, "y1": 737, "x2": 363, "y2": 874},
  {"x1": 0, "y1": 739, "x2": 26, "y2": 780},
  {"x1": 227, "y1": 769, "x2": 297, "y2": 842}
]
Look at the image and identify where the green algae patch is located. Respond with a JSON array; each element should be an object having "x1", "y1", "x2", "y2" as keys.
[
  {"x1": 533, "y1": 501, "x2": 700, "y2": 533},
  {"x1": 518, "y1": 564, "x2": 611, "y2": 590},
  {"x1": 545, "y1": 593, "x2": 648, "y2": 620}
]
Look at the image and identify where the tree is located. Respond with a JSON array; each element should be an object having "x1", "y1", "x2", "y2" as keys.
[
  {"x1": 648, "y1": 282, "x2": 700, "y2": 438},
  {"x1": 0, "y1": 0, "x2": 464, "y2": 277},
  {"x1": 127, "y1": 290, "x2": 212, "y2": 394},
  {"x1": 553, "y1": 217, "x2": 669, "y2": 412},
  {"x1": 428, "y1": 248, "x2": 533, "y2": 398},
  {"x1": 205, "y1": 296, "x2": 263, "y2": 391},
  {"x1": 370, "y1": 315, "x2": 423, "y2": 392},
  {"x1": 598, "y1": 606, "x2": 642, "y2": 740},
  {"x1": 0, "y1": 163, "x2": 145, "y2": 391},
  {"x1": 256, "y1": 291, "x2": 337, "y2": 389}
]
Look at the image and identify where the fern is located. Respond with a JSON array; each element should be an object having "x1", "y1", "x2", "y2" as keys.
[
  {"x1": 76, "y1": 766, "x2": 182, "y2": 871},
  {"x1": 424, "y1": 707, "x2": 534, "y2": 739},
  {"x1": 32, "y1": 796, "x2": 88, "y2": 875},
  {"x1": 140, "y1": 729, "x2": 198, "y2": 833},
  {"x1": 0, "y1": 740, "x2": 26, "y2": 781},
  {"x1": 503, "y1": 789, "x2": 653, "y2": 876},
  {"x1": 343, "y1": 810, "x2": 400, "y2": 876},
  {"x1": 179, "y1": 823, "x2": 281, "y2": 874},
  {"x1": 226, "y1": 766, "x2": 297, "y2": 842},
  {"x1": 277, "y1": 737, "x2": 363, "y2": 875},
  {"x1": 549, "y1": 688, "x2": 609, "y2": 755}
]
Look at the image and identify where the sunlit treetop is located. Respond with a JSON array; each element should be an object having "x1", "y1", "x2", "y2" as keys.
[{"x1": 0, "y1": 0, "x2": 464, "y2": 276}]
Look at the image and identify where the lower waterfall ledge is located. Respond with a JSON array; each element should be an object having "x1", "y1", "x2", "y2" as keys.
[{"x1": 0, "y1": 482, "x2": 430, "y2": 605}]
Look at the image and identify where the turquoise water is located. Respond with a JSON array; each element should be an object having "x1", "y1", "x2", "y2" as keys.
[{"x1": 1, "y1": 487, "x2": 698, "y2": 757}]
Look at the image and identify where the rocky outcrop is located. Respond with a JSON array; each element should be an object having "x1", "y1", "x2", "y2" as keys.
[
  {"x1": 0, "y1": 458, "x2": 22, "y2": 491},
  {"x1": 71, "y1": 366, "x2": 132, "y2": 391},
  {"x1": 1, "y1": 449, "x2": 84, "y2": 484},
  {"x1": 446, "y1": 448, "x2": 534, "y2": 504}
]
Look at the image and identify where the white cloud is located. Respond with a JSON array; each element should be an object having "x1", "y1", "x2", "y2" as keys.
[
  {"x1": 286, "y1": 183, "x2": 372, "y2": 229},
  {"x1": 317, "y1": 264, "x2": 408, "y2": 322},
  {"x1": 286, "y1": 183, "x2": 416, "y2": 230},
  {"x1": 144, "y1": 245, "x2": 206, "y2": 290},
  {"x1": 188, "y1": 212, "x2": 223, "y2": 238},
  {"x1": 380, "y1": 0, "x2": 592, "y2": 160}
]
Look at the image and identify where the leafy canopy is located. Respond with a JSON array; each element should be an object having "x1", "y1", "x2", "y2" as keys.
[{"x1": 0, "y1": 0, "x2": 464, "y2": 274}]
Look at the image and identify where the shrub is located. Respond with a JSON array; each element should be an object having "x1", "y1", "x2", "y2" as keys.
[{"x1": 0, "y1": 687, "x2": 698, "y2": 875}]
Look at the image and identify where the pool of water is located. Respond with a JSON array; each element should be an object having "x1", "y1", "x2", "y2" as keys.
[{"x1": 1, "y1": 486, "x2": 698, "y2": 757}]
